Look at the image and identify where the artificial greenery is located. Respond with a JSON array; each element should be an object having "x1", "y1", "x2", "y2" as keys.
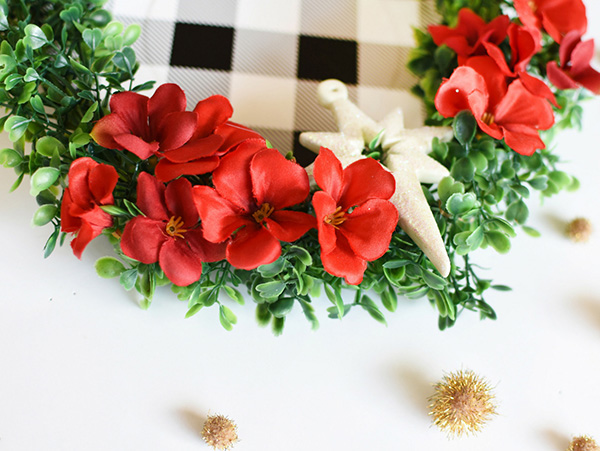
[{"x1": 0, "y1": 0, "x2": 583, "y2": 334}]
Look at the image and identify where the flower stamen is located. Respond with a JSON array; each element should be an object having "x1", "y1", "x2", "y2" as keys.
[
  {"x1": 252, "y1": 203, "x2": 275, "y2": 224},
  {"x1": 324, "y1": 206, "x2": 346, "y2": 229},
  {"x1": 481, "y1": 112, "x2": 495, "y2": 126},
  {"x1": 165, "y1": 216, "x2": 187, "y2": 239}
]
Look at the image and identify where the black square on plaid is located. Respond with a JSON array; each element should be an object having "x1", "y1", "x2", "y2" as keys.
[
  {"x1": 297, "y1": 35, "x2": 357, "y2": 84},
  {"x1": 170, "y1": 23, "x2": 234, "y2": 70},
  {"x1": 293, "y1": 131, "x2": 317, "y2": 167}
]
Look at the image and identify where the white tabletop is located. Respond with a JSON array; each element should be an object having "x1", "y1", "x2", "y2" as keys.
[{"x1": 1, "y1": 4, "x2": 600, "y2": 451}]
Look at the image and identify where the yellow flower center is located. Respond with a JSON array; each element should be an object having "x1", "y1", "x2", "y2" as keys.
[
  {"x1": 481, "y1": 112, "x2": 495, "y2": 126},
  {"x1": 252, "y1": 203, "x2": 274, "y2": 224},
  {"x1": 165, "y1": 216, "x2": 187, "y2": 239},
  {"x1": 324, "y1": 206, "x2": 346, "y2": 229}
]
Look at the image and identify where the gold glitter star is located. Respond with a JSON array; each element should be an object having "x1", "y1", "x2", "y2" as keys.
[
  {"x1": 569, "y1": 436, "x2": 600, "y2": 451},
  {"x1": 202, "y1": 414, "x2": 239, "y2": 450},
  {"x1": 428, "y1": 369, "x2": 497, "y2": 437},
  {"x1": 299, "y1": 79, "x2": 453, "y2": 276}
]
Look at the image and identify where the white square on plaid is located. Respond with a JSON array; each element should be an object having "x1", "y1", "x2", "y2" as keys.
[
  {"x1": 358, "y1": 86, "x2": 423, "y2": 128},
  {"x1": 133, "y1": 64, "x2": 170, "y2": 95},
  {"x1": 235, "y1": 0, "x2": 302, "y2": 34},
  {"x1": 176, "y1": 0, "x2": 238, "y2": 26},
  {"x1": 229, "y1": 74, "x2": 297, "y2": 129},
  {"x1": 111, "y1": 0, "x2": 180, "y2": 21},
  {"x1": 357, "y1": 0, "x2": 420, "y2": 46}
]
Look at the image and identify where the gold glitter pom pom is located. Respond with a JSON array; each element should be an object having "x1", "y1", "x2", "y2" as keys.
[
  {"x1": 428, "y1": 369, "x2": 497, "y2": 437},
  {"x1": 566, "y1": 218, "x2": 592, "y2": 243},
  {"x1": 202, "y1": 414, "x2": 238, "y2": 450},
  {"x1": 568, "y1": 436, "x2": 600, "y2": 451}
]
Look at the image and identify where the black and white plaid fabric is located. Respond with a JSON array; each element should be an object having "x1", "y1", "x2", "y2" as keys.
[{"x1": 110, "y1": 0, "x2": 438, "y2": 166}]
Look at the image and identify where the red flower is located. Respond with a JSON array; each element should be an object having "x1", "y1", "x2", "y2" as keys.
[
  {"x1": 435, "y1": 65, "x2": 555, "y2": 155},
  {"x1": 428, "y1": 8, "x2": 510, "y2": 64},
  {"x1": 484, "y1": 23, "x2": 541, "y2": 77},
  {"x1": 120, "y1": 173, "x2": 226, "y2": 287},
  {"x1": 61, "y1": 157, "x2": 118, "y2": 258},
  {"x1": 193, "y1": 140, "x2": 315, "y2": 270},
  {"x1": 154, "y1": 95, "x2": 265, "y2": 182},
  {"x1": 514, "y1": 0, "x2": 587, "y2": 43},
  {"x1": 312, "y1": 148, "x2": 398, "y2": 285},
  {"x1": 547, "y1": 31, "x2": 600, "y2": 94},
  {"x1": 91, "y1": 83, "x2": 198, "y2": 160}
]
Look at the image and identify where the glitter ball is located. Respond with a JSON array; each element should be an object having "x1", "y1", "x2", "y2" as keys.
[
  {"x1": 566, "y1": 217, "x2": 592, "y2": 243},
  {"x1": 569, "y1": 436, "x2": 600, "y2": 451},
  {"x1": 202, "y1": 414, "x2": 239, "y2": 450},
  {"x1": 429, "y1": 369, "x2": 497, "y2": 437}
]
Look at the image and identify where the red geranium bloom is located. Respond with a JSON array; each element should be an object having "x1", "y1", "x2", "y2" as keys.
[
  {"x1": 435, "y1": 65, "x2": 555, "y2": 155},
  {"x1": 91, "y1": 83, "x2": 198, "y2": 160},
  {"x1": 120, "y1": 173, "x2": 226, "y2": 287},
  {"x1": 428, "y1": 8, "x2": 510, "y2": 64},
  {"x1": 193, "y1": 140, "x2": 315, "y2": 270},
  {"x1": 514, "y1": 0, "x2": 587, "y2": 43},
  {"x1": 61, "y1": 157, "x2": 118, "y2": 258},
  {"x1": 547, "y1": 31, "x2": 600, "y2": 94},
  {"x1": 155, "y1": 95, "x2": 265, "y2": 182},
  {"x1": 312, "y1": 148, "x2": 398, "y2": 285}
]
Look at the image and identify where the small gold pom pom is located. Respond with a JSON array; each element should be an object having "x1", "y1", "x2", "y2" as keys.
[
  {"x1": 202, "y1": 414, "x2": 238, "y2": 450},
  {"x1": 566, "y1": 217, "x2": 592, "y2": 243},
  {"x1": 428, "y1": 369, "x2": 497, "y2": 437},
  {"x1": 568, "y1": 436, "x2": 600, "y2": 451}
]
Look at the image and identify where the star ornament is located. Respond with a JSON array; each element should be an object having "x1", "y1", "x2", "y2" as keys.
[{"x1": 299, "y1": 79, "x2": 453, "y2": 277}]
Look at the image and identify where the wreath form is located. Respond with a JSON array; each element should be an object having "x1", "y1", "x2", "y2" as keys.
[{"x1": 0, "y1": 0, "x2": 597, "y2": 334}]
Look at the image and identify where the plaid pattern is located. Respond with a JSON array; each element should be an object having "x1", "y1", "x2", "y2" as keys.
[{"x1": 110, "y1": 0, "x2": 438, "y2": 166}]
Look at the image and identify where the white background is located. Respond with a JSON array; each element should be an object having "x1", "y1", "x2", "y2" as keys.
[{"x1": 1, "y1": 3, "x2": 600, "y2": 451}]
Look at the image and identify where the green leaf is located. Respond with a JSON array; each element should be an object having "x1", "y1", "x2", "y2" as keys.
[
  {"x1": 30, "y1": 167, "x2": 60, "y2": 196},
  {"x1": 23, "y1": 67, "x2": 39, "y2": 82},
  {"x1": 437, "y1": 176, "x2": 464, "y2": 204},
  {"x1": 80, "y1": 102, "x2": 98, "y2": 123},
  {"x1": 522, "y1": 225, "x2": 541, "y2": 238},
  {"x1": 527, "y1": 175, "x2": 548, "y2": 191},
  {"x1": 0, "y1": 148, "x2": 23, "y2": 167},
  {"x1": 505, "y1": 199, "x2": 529, "y2": 224},
  {"x1": 103, "y1": 21, "x2": 124, "y2": 38},
  {"x1": 256, "y1": 281, "x2": 286, "y2": 299},
  {"x1": 257, "y1": 258, "x2": 286, "y2": 278},
  {"x1": 185, "y1": 303, "x2": 203, "y2": 319},
  {"x1": 548, "y1": 170, "x2": 572, "y2": 189},
  {"x1": 298, "y1": 299, "x2": 319, "y2": 330},
  {"x1": 122, "y1": 24, "x2": 142, "y2": 46},
  {"x1": 100, "y1": 205, "x2": 128, "y2": 216},
  {"x1": 422, "y1": 270, "x2": 447, "y2": 290},
  {"x1": 381, "y1": 287, "x2": 398, "y2": 313},
  {"x1": 324, "y1": 284, "x2": 344, "y2": 320},
  {"x1": 566, "y1": 176, "x2": 580, "y2": 192},
  {"x1": 36, "y1": 136, "x2": 66, "y2": 156},
  {"x1": 9, "y1": 173, "x2": 24, "y2": 192},
  {"x1": 256, "y1": 303, "x2": 272, "y2": 327},
  {"x1": 451, "y1": 156, "x2": 475, "y2": 182},
  {"x1": 382, "y1": 259, "x2": 411, "y2": 269},
  {"x1": 82, "y1": 28, "x2": 103, "y2": 51},
  {"x1": 219, "y1": 304, "x2": 237, "y2": 331},
  {"x1": 113, "y1": 47, "x2": 136, "y2": 74},
  {"x1": 119, "y1": 268, "x2": 138, "y2": 291},
  {"x1": 288, "y1": 245, "x2": 313, "y2": 266},
  {"x1": 4, "y1": 73, "x2": 22, "y2": 90},
  {"x1": 95, "y1": 257, "x2": 126, "y2": 278},
  {"x1": 0, "y1": 8, "x2": 8, "y2": 32},
  {"x1": 32, "y1": 204, "x2": 57, "y2": 226},
  {"x1": 465, "y1": 225, "x2": 485, "y2": 250},
  {"x1": 485, "y1": 231, "x2": 511, "y2": 254},
  {"x1": 69, "y1": 57, "x2": 92, "y2": 75},
  {"x1": 4, "y1": 116, "x2": 31, "y2": 142},
  {"x1": 359, "y1": 295, "x2": 387, "y2": 326},
  {"x1": 223, "y1": 286, "x2": 245, "y2": 305},
  {"x1": 469, "y1": 151, "x2": 488, "y2": 173},
  {"x1": 445, "y1": 192, "x2": 477, "y2": 216},
  {"x1": 453, "y1": 110, "x2": 477, "y2": 146},
  {"x1": 43, "y1": 228, "x2": 60, "y2": 258},
  {"x1": 491, "y1": 284, "x2": 512, "y2": 292},
  {"x1": 23, "y1": 24, "x2": 48, "y2": 49},
  {"x1": 70, "y1": 132, "x2": 90, "y2": 147},
  {"x1": 30, "y1": 95, "x2": 45, "y2": 114},
  {"x1": 268, "y1": 297, "x2": 294, "y2": 318}
]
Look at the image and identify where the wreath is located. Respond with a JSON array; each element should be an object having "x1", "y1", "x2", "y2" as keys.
[{"x1": 0, "y1": 0, "x2": 596, "y2": 333}]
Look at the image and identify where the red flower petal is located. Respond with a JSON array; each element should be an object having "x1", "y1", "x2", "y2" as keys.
[
  {"x1": 559, "y1": 31, "x2": 581, "y2": 67},
  {"x1": 186, "y1": 229, "x2": 227, "y2": 262},
  {"x1": 320, "y1": 233, "x2": 367, "y2": 285},
  {"x1": 518, "y1": 72, "x2": 558, "y2": 107},
  {"x1": 60, "y1": 189, "x2": 80, "y2": 233},
  {"x1": 570, "y1": 39, "x2": 595, "y2": 77},
  {"x1": 312, "y1": 191, "x2": 338, "y2": 255},
  {"x1": 109, "y1": 91, "x2": 149, "y2": 139},
  {"x1": 340, "y1": 158, "x2": 396, "y2": 210},
  {"x1": 164, "y1": 177, "x2": 198, "y2": 228},
  {"x1": 547, "y1": 61, "x2": 580, "y2": 90},
  {"x1": 501, "y1": 123, "x2": 546, "y2": 156},
  {"x1": 67, "y1": 158, "x2": 95, "y2": 207},
  {"x1": 192, "y1": 95, "x2": 233, "y2": 139},
  {"x1": 251, "y1": 148, "x2": 310, "y2": 209},
  {"x1": 215, "y1": 121, "x2": 264, "y2": 155},
  {"x1": 212, "y1": 139, "x2": 266, "y2": 211},
  {"x1": 572, "y1": 67, "x2": 600, "y2": 94},
  {"x1": 136, "y1": 172, "x2": 168, "y2": 221},
  {"x1": 540, "y1": 0, "x2": 587, "y2": 43},
  {"x1": 341, "y1": 198, "x2": 398, "y2": 261},
  {"x1": 90, "y1": 114, "x2": 130, "y2": 150},
  {"x1": 265, "y1": 210, "x2": 315, "y2": 242},
  {"x1": 313, "y1": 147, "x2": 343, "y2": 202},
  {"x1": 435, "y1": 66, "x2": 489, "y2": 119},
  {"x1": 113, "y1": 133, "x2": 160, "y2": 160},
  {"x1": 193, "y1": 185, "x2": 251, "y2": 243},
  {"x1": 77, "y1": 204, "x2": 113, "y2": 230},
  {"x1": 226, "y1": 225, "x2": 281, "y2": 270},
  {"x1": 161, "y1": 134, "x2": 224, "y2": 163},
  {"x1": 465, "y1": 56, "x2": 507, "y2": 110},
  {"x1": 155, "y1": 111, "x2": 198, "y2": 152},
  {"x1": 154, "y1": 157, "x2": 221, "y2": 183},
  {"x1": 158, "y1": 238, "x2": 204, "y2": 286},
  {"x1": 120, "y1": 216, "x2": 166, "y2": 264},
  {"x1": 70, "y1": 221, "x2": 96, "y2": 260},
  {"x1": 88, "y1": 163, "x2": 118, "y2": 205},
  {"x1": 148, "y1": 83, "x2": 187, "y2": 134},
  {"x1": 495, "y1": 80, "x2": 554, "y2": 131}
]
